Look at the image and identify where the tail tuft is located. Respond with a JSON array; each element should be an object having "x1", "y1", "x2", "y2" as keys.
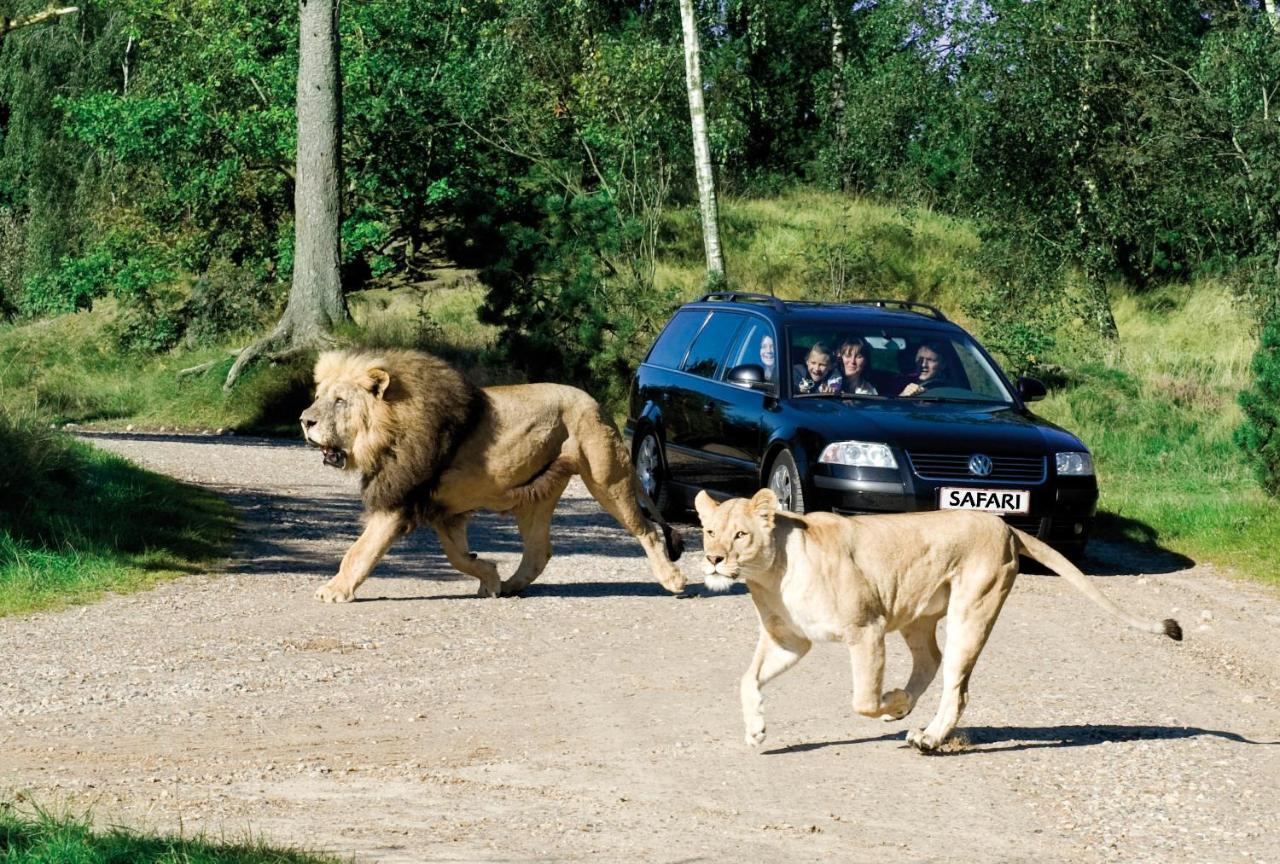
[{"x1": 1163, "y1": 618, "x2": 1183, "y2": 641}]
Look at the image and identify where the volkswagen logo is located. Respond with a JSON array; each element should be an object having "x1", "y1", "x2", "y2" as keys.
[{"x1": 968, "y1": 454, "x2": 993, "y2": 477}]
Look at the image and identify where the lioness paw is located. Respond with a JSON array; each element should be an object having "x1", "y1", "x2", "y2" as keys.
[
  {"x1": 906, "y1": 728, "x2": 941, "y2": 752},
  {"x1": 315, "y1": 581, "x2": 355, "y2": 603},
  {"x1": 882, "y1": 689, "x2": 913, "y2": 721},
  {"x1": 745, "y1": 728, "x2": 767, "y2": 748}
]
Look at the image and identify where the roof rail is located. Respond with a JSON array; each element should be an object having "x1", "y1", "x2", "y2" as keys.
[
  {"x1": 699, "y1": 291, "x2": 788, "y2": 312},
  {"x1": 843, "y1": 298, "x2": 948, "y2": 321}
]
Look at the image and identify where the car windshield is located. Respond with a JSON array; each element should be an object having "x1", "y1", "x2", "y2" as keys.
[{"x1": 785, "y1": 325, "x2": 1015, "y2": 403}]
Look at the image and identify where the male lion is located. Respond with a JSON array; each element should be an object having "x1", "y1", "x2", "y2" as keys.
[
  {"x1": 299, "y1": 349, "x2": 686, "y2": 601},
  {"x1": 694, "y1": 489, "x2": 1182, "y2": 753}
]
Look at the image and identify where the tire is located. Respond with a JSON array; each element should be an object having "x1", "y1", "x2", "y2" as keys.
[
  {"x1": 766, "y1": 449, "x2": 806, "y2": 514},
  {"x1": 634, "y1": 431, "x2": 679, "y2": 518}
]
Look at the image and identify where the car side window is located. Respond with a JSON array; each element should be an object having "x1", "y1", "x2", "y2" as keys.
[
  {"x1": 645, "y1": 309, "x2": 706, "y2": 370},
  {"x1": 722, "y1": 319, "x2": 778, "y2": 388},
  {"x1": 681, "y1": 312, "x2": 745, "y2": 379}
]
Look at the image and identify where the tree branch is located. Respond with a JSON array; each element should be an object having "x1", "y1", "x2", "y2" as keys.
[{"x1": 1, "y1": 5, "x2": 79, "y2": 39}]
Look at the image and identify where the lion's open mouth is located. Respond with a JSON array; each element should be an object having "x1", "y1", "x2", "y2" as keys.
[{"x1": 322, "y1": 447, "x2": 347, "y2": 469}]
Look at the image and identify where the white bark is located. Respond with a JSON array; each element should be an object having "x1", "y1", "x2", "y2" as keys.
[
  {"x1": 679, "y1": 0, "x2": 724, "y2": 279},
  {"x1": 830, "y1": 0, "x2": 847, "y2": 188},
  {"x1": 0, "y1": 5, "x2": 78, "y2": 39},
  {"x1": 1264, "y1": 0, "x2": 1280, "y2": 33}
]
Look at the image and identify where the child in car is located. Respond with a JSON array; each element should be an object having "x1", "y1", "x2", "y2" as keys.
[{"x1": 792, "y1": 342, "x2": 842, "y2": 394}]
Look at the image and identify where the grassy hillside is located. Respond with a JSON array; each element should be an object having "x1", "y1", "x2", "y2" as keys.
[{"x1": 1035, "y1": 290, "x2": 1276, "y2": 579}]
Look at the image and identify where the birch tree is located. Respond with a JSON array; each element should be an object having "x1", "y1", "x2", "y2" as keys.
[{"x1": 678, "y1": 0, "x2": 724, "y2": 281}]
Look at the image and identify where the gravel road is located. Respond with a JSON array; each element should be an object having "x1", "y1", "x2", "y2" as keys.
[{"x1": 2, "y1": 432, "x2": 1278, "y2": 863}]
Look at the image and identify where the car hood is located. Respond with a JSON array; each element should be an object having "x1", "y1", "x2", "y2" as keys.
[{"x1": 785, "y1": 397, "x2": 1086, "y2": 454}]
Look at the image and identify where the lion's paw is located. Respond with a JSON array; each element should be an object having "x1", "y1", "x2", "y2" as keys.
[
  {"x1": 475, "y1": 582, "x2": 501, "y2": 599},
  {"x1": 315, "y1": 582, "x2": 355, "y2": 603},
  {"x1": 657, "y1": 564, "x2": 687, "y2": 594},
  {"x1": 906, "y1": 727, "x2": 940, "y2": 752},
  {"x1": 881, "y1": 689, "x2": 914, "y2": 721},
  {"x1": 744, "y1": 716, "x2": 766, "y2": 748}
]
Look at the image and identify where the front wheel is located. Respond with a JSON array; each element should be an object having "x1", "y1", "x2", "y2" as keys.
[
  {"x1": 766, "y1": 450, "x2": 806, "y2": 514},
  {"x1": 634, "y1": 431, "x2": 678, "y2": 518}
]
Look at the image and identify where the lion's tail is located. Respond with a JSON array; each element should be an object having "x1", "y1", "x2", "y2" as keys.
[{"x1": 1011, "y1": 528, "x2": 1182, "y2": 641}]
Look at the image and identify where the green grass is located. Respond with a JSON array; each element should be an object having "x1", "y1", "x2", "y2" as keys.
[
  {"x1": 0, "y1": 803, "x2": 346, "y2": 864},
  {"x1": 0, "y1": 410, "x2": 235, "y2": 617}
]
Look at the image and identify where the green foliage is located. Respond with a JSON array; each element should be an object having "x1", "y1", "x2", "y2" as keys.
[
  {"x1": 1235, "y1": 317, "x2": 1280, "y2": 496},
  {"x1": 0, "y1": 802, "x2": 346, "y2": 863}
]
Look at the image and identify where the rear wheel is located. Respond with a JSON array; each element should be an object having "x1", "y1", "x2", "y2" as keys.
[
  {"x1": 634, "y1": 431, "x2": 679, "y2": 518},
  {"x1": 766, "y1": 450, "x2": 806, "y2": 514}
]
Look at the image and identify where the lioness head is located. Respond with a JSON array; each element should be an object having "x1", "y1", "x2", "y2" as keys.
[
  {"x1": 694, "y1": 488, "x2": 779, "y2": 592},
  {"x1": 300, "y1": 351, "x2": 393, "y2": 471}
]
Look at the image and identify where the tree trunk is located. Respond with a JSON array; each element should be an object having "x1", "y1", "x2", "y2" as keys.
[
  {"x1": 1070, "y1": 4, "x2": 1118, "y2": 341},
  {"x1": 679, "y1": 0, "x2": 724, "y2": 281},
  {"x1": 829, "y1": 0, "x2": 848, "y2": 191},
  {"x1": 1264, "y1": 0, "x2": 1280, "y2": 34},
  {"x1": 224, "y1": 0, "x2": 347, "y2": 389}
]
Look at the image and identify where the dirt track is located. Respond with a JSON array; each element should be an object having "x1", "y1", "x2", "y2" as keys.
[{"x1": 2, "y1": 432, "x2": 1279, "y2": 863}]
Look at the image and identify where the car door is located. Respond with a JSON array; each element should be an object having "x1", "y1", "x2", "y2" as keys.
[
  {"x1": 711, "y1": 316, "x2": 778, "y2": 498},
  {"x1": 667, "y1": 311, "x2": 746, "y2": 490}
]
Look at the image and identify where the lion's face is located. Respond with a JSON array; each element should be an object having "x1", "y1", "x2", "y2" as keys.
[
  {"x1": 693, "y1": 489, "x2": 779, "y2": 592},
  {"x1": 300, "y1": 352, "x2": 391, "y2": 471}
]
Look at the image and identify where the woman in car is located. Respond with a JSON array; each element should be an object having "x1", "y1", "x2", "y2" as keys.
[{"x1": 835, "y1": 336, "x2": 878, "y2": 395}]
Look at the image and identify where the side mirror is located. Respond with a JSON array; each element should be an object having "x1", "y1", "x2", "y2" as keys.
[
  {"x1": 1017, "y1": 376, "x2": 1047, "y2": 402},
  {"x1": 727, "y1": 363, "x2": 770, "y2": 390}
]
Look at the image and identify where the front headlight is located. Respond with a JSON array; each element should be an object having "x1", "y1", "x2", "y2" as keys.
[
  {"x1": 1056, "y1": 451, "x2": 1094, "y2": 476},
  {"x1": 818, "y1": 441, "x2": 898, "y2": 469}
]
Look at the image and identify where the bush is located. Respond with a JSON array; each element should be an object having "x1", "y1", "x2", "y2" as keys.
[
  {"x1": 180, "y1": 258, "x2": 277, "y2": 346},
  {"x1": 1235, "y1": 316, "x2": 1280, "y2": 496}
]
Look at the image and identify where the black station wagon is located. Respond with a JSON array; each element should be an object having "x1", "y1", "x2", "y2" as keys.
[{"x1": 623, "y1": 293, "x2": 1098, "y2": 559}]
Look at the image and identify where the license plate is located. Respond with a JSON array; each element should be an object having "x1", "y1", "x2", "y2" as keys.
[{"x1": 939, "y1": 487, "x2": 1030, "y2": 515}]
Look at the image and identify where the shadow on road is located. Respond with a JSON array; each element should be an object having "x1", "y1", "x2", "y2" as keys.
[
  {"x1": 217, "y1": 483, "x2": 685, "y2": 592},
  {"x1": 765, "y1": 723, "x2": 1276, "y2": 756}
]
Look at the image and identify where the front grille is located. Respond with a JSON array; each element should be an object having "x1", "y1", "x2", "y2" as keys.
[
  {"x1": 1003, "y1": 516, "x2": 1048, "y2": 538},
  {"x1": 906, "y1": 451, "x2": 1047, "y2": 484}
]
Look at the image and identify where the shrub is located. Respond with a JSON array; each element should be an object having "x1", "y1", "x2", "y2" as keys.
[
  {"x1": 1235, "y1": 316, "x2": 1280, "y2": 496},
  {"x1": 180, "y1": 258, "x2": 277, "y2": 346}
]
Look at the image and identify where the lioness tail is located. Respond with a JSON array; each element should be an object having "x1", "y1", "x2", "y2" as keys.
[{"x1": 1011, "y1": 528, "x2": 1182, "y2": 641}]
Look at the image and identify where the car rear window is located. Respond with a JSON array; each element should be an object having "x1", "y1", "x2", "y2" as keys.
[
  {"x1": 645, "y1": 308, "x2": 706, "y2": 369},
  {"x1": 682, "y1": 312, "x2": 745, "y2": 379}
]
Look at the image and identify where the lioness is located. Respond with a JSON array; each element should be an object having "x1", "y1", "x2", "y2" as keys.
[
  {"x1": 300, "y1": 349, "x2": 686, "y2": 601},
  {"x1": 695, "y1": 489, "x2": 1182, "y2": 752}
]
